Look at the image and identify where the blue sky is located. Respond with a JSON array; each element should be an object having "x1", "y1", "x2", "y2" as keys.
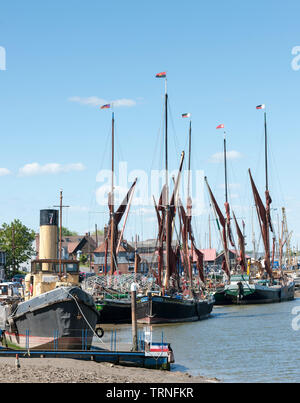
[{"x1": 0, "y1": 0, "x2": 300, "y2": 252}]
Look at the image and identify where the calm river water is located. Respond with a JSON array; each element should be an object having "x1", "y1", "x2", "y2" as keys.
[{"x1": 94, "y1": 297, "x2": 300, "y2": 383}]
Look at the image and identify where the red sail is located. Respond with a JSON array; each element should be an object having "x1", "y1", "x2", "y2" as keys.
[
  {"x1": 224, "y1": 202, "x2": 235, "y2": 248},
  {"x1": 106, "y1": 178, "x2": 137, "y2": 274},
  {"x1": 233, "y1": 211, "x2": 246, "y2": 273},
  {"x1": 194, "y1": 246, "x2": 205, "y2": 283},
  {"x1": 249, "y1": 169, "x2": 272, "y2": 277},
  {"x1": 179, "y1": 200, "x2": 205, "y2": 284},
  {"x1": 153, "y1": 196, "x2": 164, "y2": 286},
  {"x1": 169, "y1": 151, "x2": 185, "y2": 221},
  {"x1": 205, "y1": 178, "x2": 230, "y2": 277},
  {"x1": 158, "y1": 184, "x2": 167, "y2": 211},
  {"x1": 166, "y1": 152, "x2": 185, "y2": 281},
  {"x1": 114, "y1": 178, "x2": 138, "y2": 226},
  {"x1": 179, "y1": 202, "x2": 192, "y2": 283}
]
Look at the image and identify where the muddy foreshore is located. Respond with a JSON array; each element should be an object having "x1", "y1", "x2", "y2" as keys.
[{"x1": 0, "y1": 356, "x2": 220, "y2": 383}]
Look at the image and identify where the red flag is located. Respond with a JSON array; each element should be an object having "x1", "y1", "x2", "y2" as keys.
[
  {"x1": 216, "y1": 124, "x2": 225, "y2": 129},
  {"x1": 156, "y1": 72, "x2": 166, "y2": 78}
]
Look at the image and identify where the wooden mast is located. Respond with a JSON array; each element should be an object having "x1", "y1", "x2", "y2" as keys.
[
  {"x1": 223, "y1": 131, "x2": 228, "y2": 204},
  {"x1": 187, "y1": 120, "x2": 192, "y2": 199},
  {"x1": 110, "y1": 111, "x2": 116, "y2": 274},
  {"x1": 223, "y1": 129, "x2": 231, "y2": 276},
  {"x1": 134, "y1": 234, "x2": 139, "y2": 275},
  {"x1": 264, "y1": 111, "x2": 269, "y2": 192},
  {"x1": 53, "y1": 190, "x2": 69, "y2": 277},
  {"x1": 187, "y1": 118, "x2": 193, "y2": 290},
  {"x1": 60, "y1": 191, "x2": 62, "y2": 275},
  {"x1": 264, "y1": 109, "x2": 272, "y2": 279},
  {"x1": 164, "y1": 77, "x2": 171, "y2": 290}
]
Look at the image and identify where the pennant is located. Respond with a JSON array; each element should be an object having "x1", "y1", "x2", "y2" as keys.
[
  {"x1": 155, "y1": 72, "x2": 166, "y2": 78},
  {"x1": 216, "y1": 124, "x2": 225, "y2": 129},
  {"x1": 182, "y1": 113, "x2": 191, "y2": 118},
  {"x1": 256, "y1": 104, "x2": 265, "y2": 110},
  {"x1": 100, "y1": 104, "x2": 111, "y2": 109}
]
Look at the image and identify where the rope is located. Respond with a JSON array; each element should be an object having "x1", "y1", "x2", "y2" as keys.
[{"x1": 66, "y1": 290, "x2": 110, "y2": 349}]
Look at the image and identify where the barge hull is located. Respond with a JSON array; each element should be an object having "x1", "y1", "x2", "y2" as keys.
[
  {"x1": 226, "y1": 283, "x2": 295, "y2": 305},
  {"x1": 3, "y1": 287, "x2": 99, "y2": 350},
  {"x1": 96, "y1": 300, "x2": 131, "y2": 324},
  {"x1": 136, "y1": 296, "x2": 213, "y2": 324}
]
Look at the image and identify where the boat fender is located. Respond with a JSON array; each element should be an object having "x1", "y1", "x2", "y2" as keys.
[{"x1": 95, "y1": 327, "x2": 104, "y2": 338}]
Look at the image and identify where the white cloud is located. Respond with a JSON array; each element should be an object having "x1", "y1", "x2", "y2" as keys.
[
  {"x1": 210, "y1": 150, "x2": 243, "y2": 163},
  {"x1": 18, "y1": 162, "x2": 86, "y2": 176},
  {"x1": 68, "y1": 96, "x2": 136, "y2": 108},
  {"x1": 0, "y1": 168, "x2": 11, "y2": 176}
]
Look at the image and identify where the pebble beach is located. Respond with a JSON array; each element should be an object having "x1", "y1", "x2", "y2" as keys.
[{"x1": 0, "y1": 357, "x2": 219, "y2": 383}]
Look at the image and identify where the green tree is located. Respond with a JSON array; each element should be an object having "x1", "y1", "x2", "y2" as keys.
[
  {"x1": 79, "y1": 254, "x2": 88, "y2": 266},
  {"x1": 61, "y1": 227, "x2": 78, "y2": 236},
  {"x1": 92, "y1": 229, "x2": 104, "y2": 237},
  {"x1": 0, "y1": 219, "x2": 36, "y2": 277}
]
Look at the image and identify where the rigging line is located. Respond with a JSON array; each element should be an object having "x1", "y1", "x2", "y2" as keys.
[
  {"x1": 253, "y1": 125, "x2": 265, "y2": 186},
  {"x1": 87, "y1": 123, "x2": 111, "y2": 215},
  {"x1": 269, "y1": 144, "x2": 286, "y2": 208},
  {"x1": 150, "y1": 110, "x2": 164, "y2": 172},
  {"x1": 114, "y1": 121, "x2": 126, "y2": 165},
  {"x1": 150, "y1": 93, "x2": 165, "y2": 173},
  {"x1": 168, "y1": 100, "x2": 182, "y2": 168},
  {"x1": 226, "y1": 159, "x2": 248, "y2": 235},
  {"x1": 66, "y1": 290, "x2": 110, "y2": 349}
]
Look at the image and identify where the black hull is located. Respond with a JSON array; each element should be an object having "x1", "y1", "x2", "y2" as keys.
[
  {"x1": 96, "y1": 299, "x2": 132, "y2": 324},
  {"x1": 212, "y1": 288, "x2": 233, "y2": 306},
  {"x1": 227, "y1": 283, "x2": 295, "y2": 305},
  {"x1": 3, "y1": 287, "x2": 99, "y2": 350},
  {"x1": 136, "y1": 295, "x2": 214, "y2": 324}
]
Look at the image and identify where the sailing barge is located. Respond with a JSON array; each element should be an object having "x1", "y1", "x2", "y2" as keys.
[
  {"x1": 135, "y1": 73, "x2": 214, "y2": 324},
  {"x1": 1, "y1": 207, "x2": 99, "y2": 350},
  {"x1": 91, "y1": 107, "x2": 138, "y2": 324},
  {"x1": 223, "y1": 273, "x2": 294, "y2": 304},
  {"x1": 206, "y1": 106, "x2": 295, "y2": 305},
  {"x1": 136, "y1": 293, "x2": 214, "y2": 324}
]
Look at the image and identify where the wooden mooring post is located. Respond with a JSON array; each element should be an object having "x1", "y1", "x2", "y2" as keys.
[{"x1": 131, "y1": 282, "x2": 138, "y2": 352}]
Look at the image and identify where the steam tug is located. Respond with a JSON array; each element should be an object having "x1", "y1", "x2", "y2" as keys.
[{"x1": 1, "y1": 209, "x2": 99, "y2": 350}]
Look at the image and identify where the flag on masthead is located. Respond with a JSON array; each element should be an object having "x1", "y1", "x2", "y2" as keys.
[
  {"x1": 100, "y1": 104, "x2": 111, "y2": 109},
  {"x1": 155, "y1": 72, "x2": 166, "y2": 78}
]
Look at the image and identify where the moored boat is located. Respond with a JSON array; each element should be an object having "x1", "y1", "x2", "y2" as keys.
[
  {"x1": 87, "y1": 107, "x2": 138, "y2": 324},
  {"x1": 134, "y1": 75, "x2": 214, "y2": 324},
  {"x1": 136, "y1": 292, "x2": 214, "y2": 324},
  {"x1": 3, "y1": 284, "x2": 98, "y2": 350},
  {"x1": 224, "y1": 274, "x2": 295, "y2": 304},
  {"x1": 95, "y1": 293, "x2": 132, "y2": 324},
  {"x1": 1, "y1": 207, "x2": 99, "y2": 351}
]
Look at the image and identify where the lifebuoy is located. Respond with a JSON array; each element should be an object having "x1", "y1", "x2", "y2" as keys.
[{"x1": 95, "y1": 327, "x2": 104, "y2": 338}]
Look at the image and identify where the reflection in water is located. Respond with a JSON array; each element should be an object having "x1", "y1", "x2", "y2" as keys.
[{"x1": 94, "y1": 298, "x2": 300, "y2": 383}]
